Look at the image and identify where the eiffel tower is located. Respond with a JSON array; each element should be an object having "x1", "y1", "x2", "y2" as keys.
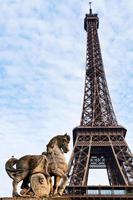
[{"x1": 66, "y1": 3, "x2": 133, "y2": 199}]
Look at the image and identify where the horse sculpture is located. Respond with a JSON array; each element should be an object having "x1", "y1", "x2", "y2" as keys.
[{"x1": 5, "y1": 133, "x2": 70, "y2": 197}]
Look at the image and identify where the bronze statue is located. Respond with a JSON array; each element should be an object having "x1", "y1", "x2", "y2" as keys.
[{"x1": 5, "y1": 133, "x2": 70, "y2": 197}]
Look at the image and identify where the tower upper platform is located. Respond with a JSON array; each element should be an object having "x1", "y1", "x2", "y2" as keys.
[{"x1": 84, "y1": 6, "x2": 99, "y2": 30}]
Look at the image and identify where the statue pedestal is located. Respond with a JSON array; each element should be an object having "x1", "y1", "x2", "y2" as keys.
[
  {"x1": 1, "y1": 195, "x2": 133, "y2": 200},
  {"x1": 0, "y1": 198, "x2": 71, "y2": 200}
]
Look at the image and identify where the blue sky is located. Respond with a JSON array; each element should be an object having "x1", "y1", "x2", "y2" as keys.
[{"x1": 0, "y1": 0, "x2": 133, "y2": 196}]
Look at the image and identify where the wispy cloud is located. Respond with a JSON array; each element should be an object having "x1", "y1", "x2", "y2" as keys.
[{"x1": 0, "y1": 0, "x2": 133, "y2": 196}]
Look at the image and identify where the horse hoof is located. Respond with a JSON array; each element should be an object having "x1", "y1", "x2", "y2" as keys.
[
  {"x1": 13, "y1": 192, "x2": 20, "y2": 197},
  {"x1": 58, "y1": 190, "x2": 63, "y2": 196},
  {"x1": 53, "y1": 193, "x2": 60, "y2": 197}
]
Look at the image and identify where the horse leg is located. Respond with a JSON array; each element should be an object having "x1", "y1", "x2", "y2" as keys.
[
  {"x1": 21, "y1": 176, "x2": 30, "y2": 189},
  {"x1": 58, "y1": 174, "x2": 68, "y2": 196},
  {"x1": 12, "y1": 170, "x2": 29, "y2": 197},
  {"x1": 53, "y1": 176, "x2": 61, "y2": 195},
  {"x1": 20, "y1": 177, "x2": 31, "y2": 196},
  {"x1": 51, "y1": 168, "x2": 68, "y2": 196},
  {"x1": 49, "y1": 177, "x2": 53, "y2": 196},
  {"x1": 12, "y1": 180, "x2": 20, "y2": 197}
]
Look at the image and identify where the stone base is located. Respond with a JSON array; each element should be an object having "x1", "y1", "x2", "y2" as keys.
[
  {"x1": 0, "y1": 198, "x2": 70, "y2": 200},
  {"x1": 1, "y1": 195, "x2": 133, "y2": 200}
]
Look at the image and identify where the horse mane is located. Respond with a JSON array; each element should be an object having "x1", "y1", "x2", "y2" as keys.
[{"x1": 46, "y1": 135, "x2": 61, "y2": 149}]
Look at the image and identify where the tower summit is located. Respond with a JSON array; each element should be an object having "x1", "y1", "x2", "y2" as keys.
[{"x1": 67, "y1": 5, "x2": 133, "y2": 197}]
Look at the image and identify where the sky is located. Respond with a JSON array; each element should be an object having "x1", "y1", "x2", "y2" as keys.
[{"x1": 0, "y1": 0, "x2": 133, "y2": 197}]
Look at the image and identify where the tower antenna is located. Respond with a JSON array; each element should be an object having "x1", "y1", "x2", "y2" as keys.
[{"x1": 89, "y1": 2, "x2": 92, "y2": 14}]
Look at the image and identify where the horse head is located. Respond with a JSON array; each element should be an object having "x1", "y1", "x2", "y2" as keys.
[
  {"x1": 60, "y1": 133, "x2": 70, "y2": 153},
  {"x1": 46, "y1": 133, "x2": 70, "y2": 154}
]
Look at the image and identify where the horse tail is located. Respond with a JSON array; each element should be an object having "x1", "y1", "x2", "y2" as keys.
[{"x1": 5, "y1": 156, "x2": 18, "y2": 179}]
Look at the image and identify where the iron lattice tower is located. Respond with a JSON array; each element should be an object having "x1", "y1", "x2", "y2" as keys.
[{"x1": 67, "y1": 5, "x2": 133, "y2": 197}]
